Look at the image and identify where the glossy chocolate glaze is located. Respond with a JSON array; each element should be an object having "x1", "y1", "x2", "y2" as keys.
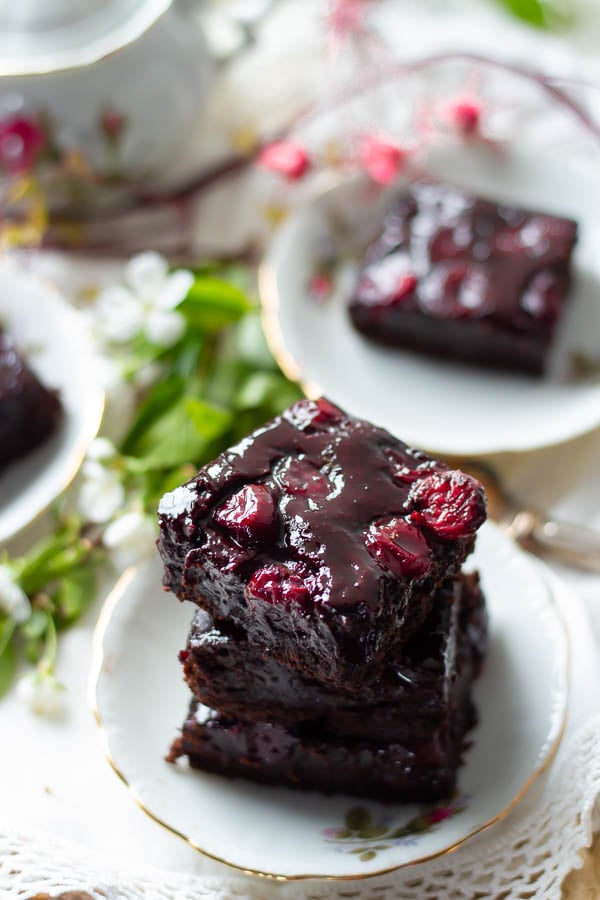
[
  {"x1": 350, "y1": 183, "x2": 578, "y2": 374},
  {"x1": 0, "y1": 331, "x2": 63, "y2": 473},
  {"x1": 158, "y1": 400, "x2": 484, "y2": 685}
]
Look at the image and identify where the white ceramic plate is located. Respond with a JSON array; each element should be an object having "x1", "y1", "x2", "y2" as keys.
[
  {"x1": 92, "y1": 523, "x2": 568, "y2": 880},
  {"x1": 260, "y1": 145, "x2": 600, "y2": 455},
  {"x1": 0, "y1": 269, "x2": 104, "y2": 543}
]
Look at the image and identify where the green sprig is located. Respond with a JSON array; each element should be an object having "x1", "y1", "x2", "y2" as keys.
[
  {"x1": 494, "y1": 0, "x2": 575, "y2": 29},
  {"x1": 0, "y1": 264, "x2": 301, "y2": 701}
]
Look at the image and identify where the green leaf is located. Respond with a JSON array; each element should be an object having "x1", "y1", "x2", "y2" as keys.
[
  {"x1": 235, "y1": 372, "x2": 283, "y2": 410},
  {"x1": 185, "y1": 397, "x2": 232, "y2": 443},
  {"x1": 233, "y1": 314, "x2": 277, "y2": 369},
  {"x1": 21, "y1": 608, "x2": 48, "y2": 641},
  {"x1": 25, "y1": 638, "x2": 44, "y2": 665},
  {"x1": 346, "y1": 807, "x2": 372, "y2": 832},
  {"x1": 494, "y1": 0, "x2": 573, "y2": 28},
  {"x1": 131, "y1": 396, "x2": 231, "y2": 470},
  {"x1": 180, "y1": 278, "x2": 254, "y2": 332},
  {"x1": 359, "y1": 851, "x2": 377, "y2": 862},
  {"x1": 358, "y1": 826, "x2": 389, "y2": 840},
  {"x1": 332, "y1": 828, "x2": 352, "y2": 839},
  {"x1": 121, "y1": 375, "x2": 185, "y2": 455},
  {"x1": 495, "y1": 0, "x2": 547, "y2": 25},
  {"x1": 12, "y1": 516, "x2": 90, "y2": 597},
  {"x1": 0, "y1": 640, "x2": 16, "y2": 698},
  {"x1": 0, "y1": 617, "x2": 16, "y2": 657},
  {"x1": 53, "y1": 567, "x2": 97, "y2": 627}
]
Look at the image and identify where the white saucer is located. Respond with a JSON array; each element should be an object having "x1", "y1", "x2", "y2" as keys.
[
  {"x1": 260, "y1": 145, "x2": 600, "y2": 455},
  {"x1": 91, "y1": 523, "x2": 568, "y2": 880},
  {"x1": 0, "y1": 269, "x2": 104, "y2": 543}
]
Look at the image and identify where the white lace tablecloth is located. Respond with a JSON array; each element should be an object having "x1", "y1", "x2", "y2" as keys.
[{"x1": 2, "y1": 2, "x2": 600, "y2": 897}]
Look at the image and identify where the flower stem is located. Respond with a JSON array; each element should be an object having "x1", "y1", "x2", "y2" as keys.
[{"x1": 39, "y1": 613, "x2": 57, "y2": 676}]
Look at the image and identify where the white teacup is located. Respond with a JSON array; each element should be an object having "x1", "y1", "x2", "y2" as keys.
[{"x1": 0, "y1": 0, "x2": 212, "y2": 209}]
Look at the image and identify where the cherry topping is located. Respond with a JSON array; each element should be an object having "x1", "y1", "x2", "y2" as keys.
[
  {"x1": 277, "y1": 458, "x2": 329, "y2": 497},
  {"x1": 365, "y1": 518, "x2": 432, "y2": 578},
  {"x1": 213, "y1": 483, "x2": 277, "y2": 544},
  {"x1": 408, "y1": 470, "x2": 486, "y2": 540},
  {"x1": 385, "y1": 448, "x2": 447, "y2": 485},
  {"x1": 285, "y1": 398, "x2": 343, "y2": 430},
  {"x1": 358, "y1": 254, "x2": 417, "y2": 308},
  {"x1": 246, "y1": 564, "x2": 311, "y2": 609},
  {"x1": 521, "y1": 270, "x2": 561, "y2": 323}
]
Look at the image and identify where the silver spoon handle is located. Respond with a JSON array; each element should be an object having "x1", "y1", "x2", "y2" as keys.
[{"x1": 507, "y1": 510, "x2": 600, "y2": 573}]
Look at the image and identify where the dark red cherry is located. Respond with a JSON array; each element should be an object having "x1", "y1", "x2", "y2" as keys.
[
  {"x1": 246, "y1": 564, "x2": 311, "y2": 609},
  {"x1": 408, "y1": 470, "x2": 486, "y2": 539},
  {"x1": 278, "y1": 458, "x2": 330, "y2": 497},
  {"x1": 285, "y1": 398, "x2": 343, "y2": 430},
  {"x1": 365, "y1": 517, "x2": 432, "y2": 578},
  {"x1": 213, "y1": 483, "x2": 277, "y2": 544}
]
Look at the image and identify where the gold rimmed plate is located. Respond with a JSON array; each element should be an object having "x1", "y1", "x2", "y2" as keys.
[
  {"x1": 90, "y1": 523, "x2": 568, "y2": 880},
  {"x1": 0, "y1": 268, "x2": 104, "y2": 543}
]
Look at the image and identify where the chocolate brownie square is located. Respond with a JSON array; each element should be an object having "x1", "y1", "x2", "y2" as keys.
[
  {"x1": 180, "y1": 573, "x2": 487, "y2": 742},
  {"x1": 349, "y1": 183, "x2": 578, "y2": 375},
  {"x1": 168, "y1": 688, "x2": 476, "y2": 803},
  {"x1": 158, "y1": 399, "x2": 486, "y2": 688},
  {"x1": 0, "y1": 331, "x2": 63, "y2": 473}
]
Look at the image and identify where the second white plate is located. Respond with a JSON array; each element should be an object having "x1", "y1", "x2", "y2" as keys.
[
  {"x1": 0, "y1": 268, "x2": 104, "y2": 543},
  {"x1": 261, "y1": 144, "x2": 600, "y2": 455}
]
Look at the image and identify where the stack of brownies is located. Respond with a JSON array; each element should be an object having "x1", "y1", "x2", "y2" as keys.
[{"x1": 158, "y1": 398, "x2": 488, "y2": 802}]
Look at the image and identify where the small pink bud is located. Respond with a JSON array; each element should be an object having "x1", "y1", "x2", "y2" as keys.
[
  {"x1": 0, "y1": 115, "x2": 44, "y2": 174},
  {"x1": 427, "y1": 806, "x2": 453, "y2": 824},
  {"x1": 309, "y1": 272, "x2": 333, "y2": 301},
  {"x1": 329, "y1": 0, "x2": 369, "y2": 39},
  {"x1": 446, "y1": 97, "x2": 483, "y2": 136},
  {"x1": 258, "y1": 140, "x2": 310, "y2": 182},
  {"x1": 100, "y1": 107, "x2": 126, "y2": 140},
  {"x1": 360, "y1": 134, "x2": 406, "y2": 185}
]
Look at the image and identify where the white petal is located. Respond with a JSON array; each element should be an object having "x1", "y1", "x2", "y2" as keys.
[
  {"x1": 17, "y1": 673, "x2": 66, "y2": 717},
  {"x1": 125, "y1": 251, "x2": 169, "y2": 299},
  {"x1": 95, "y1": 286, "x2": 145, "y2": 343},
  {"x1": 87, "y1": 437, "x2": 117, "y2": 461},
  {"x1": 104, "y1": 513, "x2": 156, "y2": 568},
  {"x1": 0, "y1": 565, "x2": 30, "y2": 623},
  {"x1": 78, "y1": 473, "x2": 125, "y2": 524},
  {"x1": 81, "y1": 459, "x2": 106, "y2": 481},
  {"x1": 132, "y1": 361, "x2": 165, "y2": 390},
  {"x1": 145, "y1": 309, "x2": 186, "y2": 347},
  {"x1": 155, "y1": 269, "x2": 194, "y2": 310}
]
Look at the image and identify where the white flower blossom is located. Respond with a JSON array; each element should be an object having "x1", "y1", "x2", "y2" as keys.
[
  {"x1": 17, "y1": 672, "x2": 66, "y2": 717},
  {"x1": 103, "y1": 512, "x2": 156, "y2": 568},
  {"x1": 132, "y1": 360, "x2": 165, "y2": 390},
  {"x1": 87, "y1": 437, "x2": 117, "y2": 462},
  {"x1": 94, "y1": 251, "x2": 192, "y2": 348},
  {"x1": 78, "y1": 459, "x2": 125, "y2": 524},
  {"x1": 0, "y1": 565, "x2": 30, "y2": 623}
]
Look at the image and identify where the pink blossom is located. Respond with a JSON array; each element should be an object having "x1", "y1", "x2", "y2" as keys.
[
  {"x1": 360, "y1": 134, "x2": 407, "y2": 185},
  {"x1": 0, "y1": 115, "x2": 44, "y2": 173},
  {"x1": 258, "y1": 141, "x2": 310, "y2": 182},
  {"x1": 309, "y1": 272, "x2": 333, "y2": 302},
  {"x1": 445, "y1": 96, "x2": 483, "y2": 137},
  {"x1": 427, "y1": 806, "x2": 453, "y2": 825},
  {"x1": 100, "y1": 107, "x2": 126, "y2": 140},
  {"x1": 328, "y1": 0, "x2": 369, "y2": 39}
]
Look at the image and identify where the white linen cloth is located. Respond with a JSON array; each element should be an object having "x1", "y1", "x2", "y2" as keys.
[{"x1": 2, "y1": 2, "x2": 600, "y2": 897}]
